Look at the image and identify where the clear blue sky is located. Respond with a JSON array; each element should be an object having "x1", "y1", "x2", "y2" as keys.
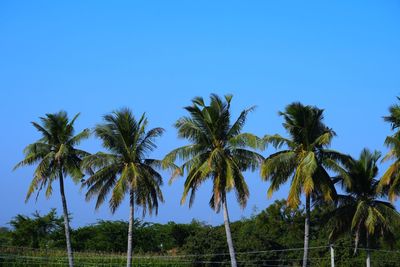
[{"x1": 0, "y1": 1, "x2": 399, "y2": 227}]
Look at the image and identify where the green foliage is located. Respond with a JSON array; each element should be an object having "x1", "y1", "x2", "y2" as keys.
[
  {"x1": 261, "y1": 102, "x2": 349, "y2": 207},
  {"x1": 0, "y1": 227, "x2": 11, "y2": 247},
  {"x1": 82, "y1": 108, "x2": 164, "y2": 215},
  {"x1": 2, "y1": 200, "x2": 400, "y2": 266},
  {"x1": 383, "y1": 96, "x2": 400, "y2": 131},
  {"x1": 14, "y1": 111, "x2": 90, "y2": 201},
  {"x1": 255, "y1": 200, "x2": 305, "y2": 247},
  {"x1": 72, "y1": 218, "x2": 203, "y2": 255},
  {"x1": 6, "y1": 210, "x2": 64, "y2": 249},
  {"x1": 164, "y1": 94, "x2": 263, "y2": 211},
  {"x1": 379, "y1": 96, "x2": 400, "y2": 202},
  {"x1": 329, "y1": 149, "x2": 400, "y2": 252},
  {"x1": 73, "y1": 220, "x2": 128, "y2": 252}
]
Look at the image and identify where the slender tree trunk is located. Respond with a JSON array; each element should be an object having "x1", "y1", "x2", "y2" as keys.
[
  {"x1": 354, "y1": 229, "x2": 360, "y2": 255},
  {"x1": 302, "y1": 195, "x2": 311, "y2": 267},
  {"x1": 126, "y1": 189, "x2": 134, "y2": 267},
  {"x1": 59, "y1": 171, "x2": 74, "y2": 267},
  {"x1": 366, "y1": 232, "x2": 371, "y2": 267},
  {"x1": 222, "y1": 195, "x2": 237, "y2": 267}
]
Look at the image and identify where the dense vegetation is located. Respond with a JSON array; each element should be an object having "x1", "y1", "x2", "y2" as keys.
[
  {"x1": 1, "y1": 200, "x2": 400, "y2": 266},
  {"x1": 7, "y1": 94, "x2": 400, "y2": 266}
]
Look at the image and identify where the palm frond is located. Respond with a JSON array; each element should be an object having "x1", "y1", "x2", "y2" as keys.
[
  {"x1": 229, "y1": 133, "x2": 261, "y2": 150},
  {"x1": 262, "y1": 151, "x2": 296, "y2": 198},
  {"x1": 226, "y1": 106, "x2": 256, "y2": 139},
  {"x1": 263, "y1": 134, "x2": 295, "y2": 149}
]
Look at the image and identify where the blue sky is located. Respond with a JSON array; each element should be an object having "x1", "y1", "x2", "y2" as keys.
[{"x1": 0, "y1": 1, "x2": 399, "y2": 227}]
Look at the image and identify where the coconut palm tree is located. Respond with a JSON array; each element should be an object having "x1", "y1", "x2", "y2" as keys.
[
  {"x1": 163, "y1": 94, "x2": 263, "y2": 267},
  {"x1": 81, "y1": 108, "x2": 165, "y2": 267},
  {"x1": 379, "y1": 97, "x2": 400, "y2": 201},
  {"x1": 260, "y1": 102, "x2": 349, "y2": 267},
  {"x1": 329, "y1": 149, "x2": 400, "y2": 267},
  {"x1": 14, "y1": 111, "x2": 90, "y2": 267}
]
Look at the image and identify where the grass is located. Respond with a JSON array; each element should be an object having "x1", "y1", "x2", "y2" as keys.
[{"x1": 0, "y1": 246, "x2": 190, "y2": 267}]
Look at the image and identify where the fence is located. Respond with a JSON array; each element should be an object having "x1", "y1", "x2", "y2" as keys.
[{"x1": 1, "y1": 245, "x2": 400, "y2": 266}]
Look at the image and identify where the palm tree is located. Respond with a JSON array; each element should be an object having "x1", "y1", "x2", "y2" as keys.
[
  {"x1": 379, "y1": 97, "x2": 400, "y2": 201},
  {"x1": 81, "y1": 108, "x2": 165, "y2": 267},
  {"x1": 260, "y1": 102, "x2": 348, "y2": 267},
  {"x1": 329, "y1": 149, "x2": 400, "y2": 267},
  {"x1": 163, "y1": 94, "x2": 263, "y2": 267},
  {"x1": 14, "y1": 111, "x2": 90, "y2": 267}
]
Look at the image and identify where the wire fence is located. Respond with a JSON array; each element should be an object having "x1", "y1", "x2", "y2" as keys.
[{"x1": 1, "y1": 245, "x2": 400, "y2": 266}]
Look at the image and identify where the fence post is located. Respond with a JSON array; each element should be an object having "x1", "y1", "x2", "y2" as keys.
[{"x1": 330, "y1": 244, "x2": 335, "y2": 267}]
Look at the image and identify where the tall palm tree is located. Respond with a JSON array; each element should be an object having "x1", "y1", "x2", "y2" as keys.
[
  {"x1": 14, "y1": 111, "x2": 90, "y2": 267},
  {"x1": 163, "y1": 94, "x2": 263, "y2": 267},
  {"x1": 329, "y1": 149, "x2": 400, "y2": 267},
  {"x1": 379, "y1": 97, "x2": 400, "y2": 201},
  {"x1": 260, "y1": 102, "x2": 348, "y2": 267},
  {"x1": 81, "y1": 108, "x2": 165, "y2": 267}
]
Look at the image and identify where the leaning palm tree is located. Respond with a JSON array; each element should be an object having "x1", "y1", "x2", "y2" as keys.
[
  {"x1": 14, "y1": 111, "x2": 90, "y2": 267},
  {"x1": 379, "y1": 97, "x2": 400, "y2": 201},
  {"x1": 163, "y1": 94, "x2": 263, "y2": 267},
  {"x1": 261, "y1": 102, "x2": 349, "y2": 267},
  {"x1": 81, "y1": 108, "x2": 165, "y2": 267},
  {"x1": 329, "y1": 149, "x2": 400, "y2": 267}
]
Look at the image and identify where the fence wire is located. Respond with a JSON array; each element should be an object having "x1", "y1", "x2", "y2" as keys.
[{"x1": 1, "y1": 245, "x2": 400, "y2": 266}]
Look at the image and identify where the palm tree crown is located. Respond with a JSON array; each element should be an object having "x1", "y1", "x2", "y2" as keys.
[
  {"x1": 14, "y1": 111, "x2": 90, "y2": 201},
  {"x1": 383, "y1": 96, "x2": 400, "y2": 131},
  {"x1": 82, "y1": 108, "x2": 164, "y2": 215},
  {"x1": 163, "y1": 94, "x2": 263, "y2": 211},
  {"x1": 261, "y1": 102, "x2": 347, "y2": 207}
]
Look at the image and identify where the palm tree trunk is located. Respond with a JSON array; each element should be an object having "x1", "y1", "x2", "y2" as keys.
[
  {"x1": 126, "y1": 189, "x2": 134, "y2": 267},
  {"x1": 222, "y1": 195, "x2": 237, "y2": 267},
  {"x1": 354, "y1": 228, "x2": 360, "y2": 255},
  {"x1": 59, "y1": 171, "x2": 74, "y2": 267},
  {"x1": 302, "y1": 195, "x2": 311, "y2": 267},
  {"x1": 366, "y1": 232, "x2": 371, "y2": 267}
]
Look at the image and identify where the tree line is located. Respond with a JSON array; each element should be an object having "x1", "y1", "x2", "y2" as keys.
[
  {"x1": 11, "y1": 94, "x2": 400, "y2": 267},
  {"x1": 0, "y1": 200, "x2": 400, "y2": 267},
  {"x1": 1, "y1": 201, "x2": 399, "y2": 266}
]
